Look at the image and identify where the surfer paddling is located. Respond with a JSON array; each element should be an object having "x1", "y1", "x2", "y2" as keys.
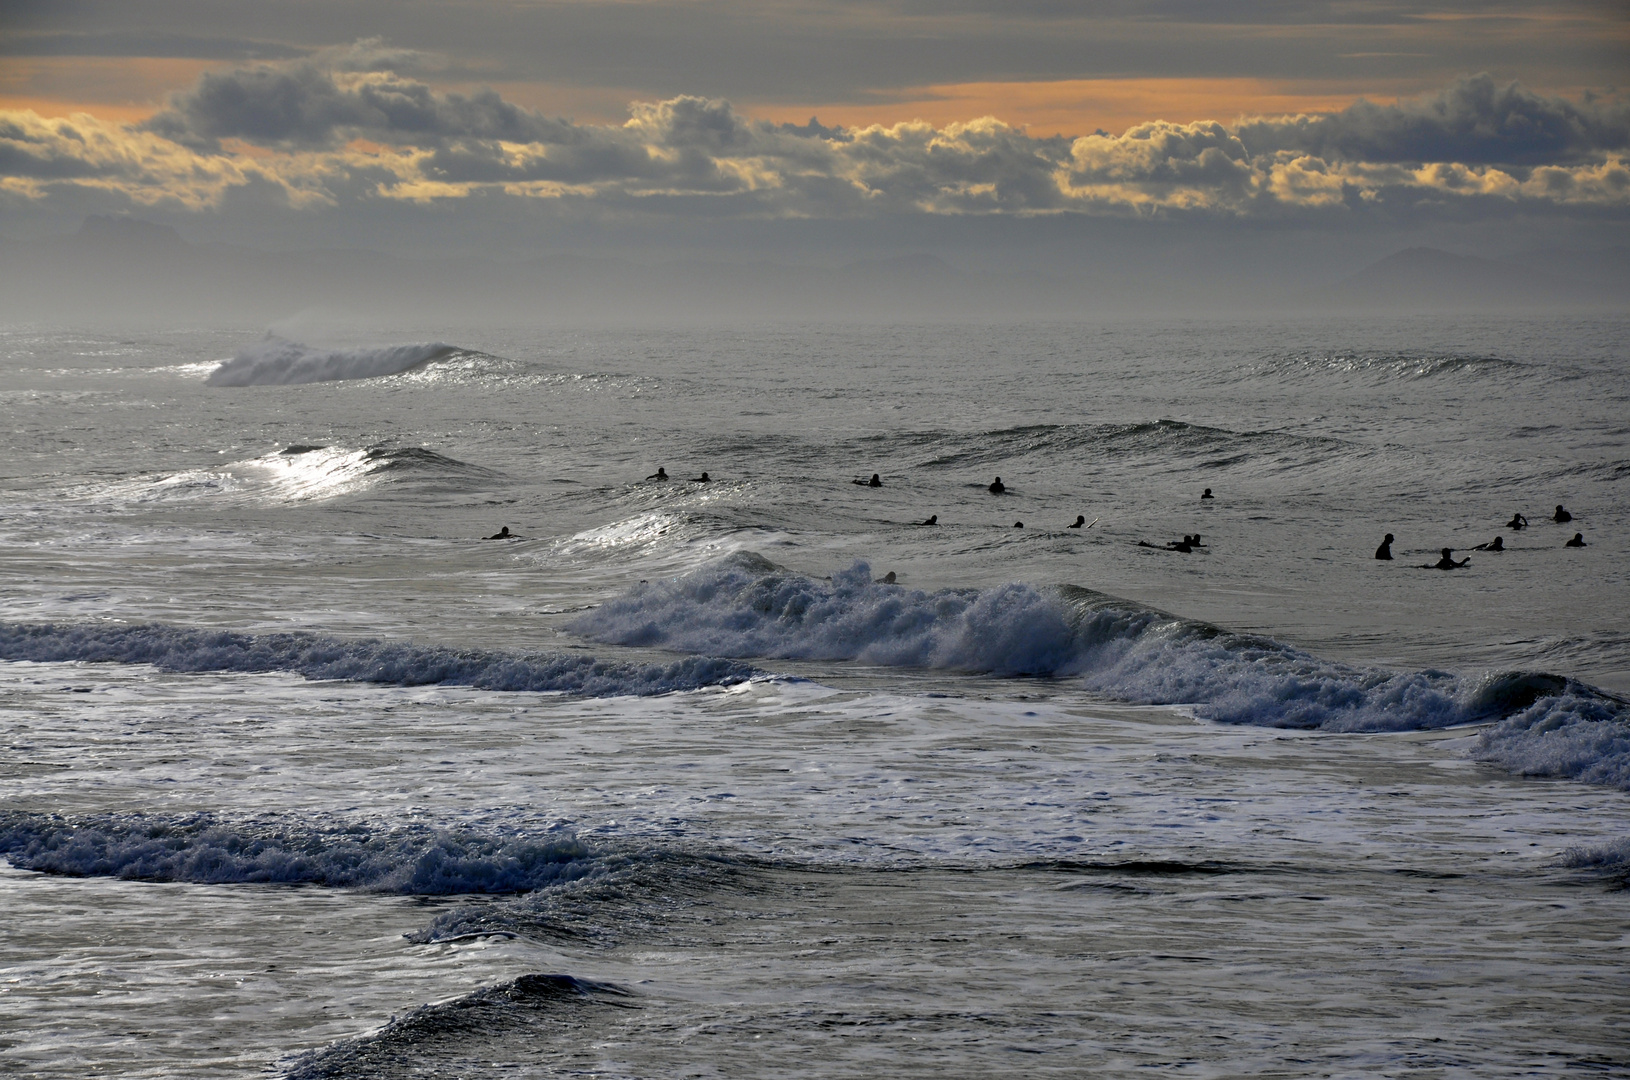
[{"x1": 1427, "y1": 547, "x2": 1469, "y2": 569}]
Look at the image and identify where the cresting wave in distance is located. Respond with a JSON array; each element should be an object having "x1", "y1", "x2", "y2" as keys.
[{"x1": 206, "y1": 337, "x2": 464, "y2": 386}]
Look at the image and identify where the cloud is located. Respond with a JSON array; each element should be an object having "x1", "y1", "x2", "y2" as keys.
[
  {"x1": 4, "y1": 53, "x2": 1627, "y2": 223},
  {"x1": 1236, "y1": 75, "x2": 1630, "y2": 167}
]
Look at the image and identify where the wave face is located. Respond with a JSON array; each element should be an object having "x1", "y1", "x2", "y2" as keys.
[
  {"x1": 282, "y1": 973, "x2": 632, "y2": 1080},
  {"x1": 573, "y1": 555, "x2": 1630, "y2": 787},
  {"x1": 206, "y1": 338, "x2": 462, "y2": 386},
  {"x1": 0, "y1": 620, "x2": 755, "y2": 697}
]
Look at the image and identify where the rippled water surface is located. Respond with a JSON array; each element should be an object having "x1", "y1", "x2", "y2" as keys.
[{"x1": 1, "y1": 316, "x2": 1626, "y2": 1077}]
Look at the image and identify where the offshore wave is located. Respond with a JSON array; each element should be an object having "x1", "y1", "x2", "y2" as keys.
[
  {"x1": 901, "y1": 419, "x2": 1359, "y2": 473},
  {"x1": 67, "y1": 442, "x2": 499, "y2": 505},
  {"x1": 0, "y1": 620, "x2": 755, "y2": 697},
  {"x1": 572, "y1": 554, "x2": 1630, "y2": 789},
  {"x1": 206, "y1": 337, "x2": 465, "y2": 386},
  {"x1": 1250, "y1": 352, "x2": 1536, "y2": 382}
]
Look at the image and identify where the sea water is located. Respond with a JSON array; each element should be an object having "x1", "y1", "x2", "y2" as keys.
[{"x1": 0, "y1": 317, "x2": 1626, "y2": 1077}]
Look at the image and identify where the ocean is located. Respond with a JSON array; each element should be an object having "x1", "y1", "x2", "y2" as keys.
[{"x1": 1, "y1": 315, "x2": 1626, "y2": 1077}]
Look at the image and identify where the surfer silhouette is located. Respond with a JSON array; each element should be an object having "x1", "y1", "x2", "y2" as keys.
[
  {"x1": 692, "y1": 472, "x2": 711, "y2": 483},
  {"x1": 1506, "y1": 513, "x2": 1527, "y2": 530},
  {"x1": 1014, "y1": 521, "x2": 1024, "y2": 528},
  {"x1": 853, "y1": 473, "x2": 882, "y2": 487},
  {"x1": 484, "y1": 526, "x2": 513, "y2": 540},
  {"x1": 876, "y1": 571, "x2": 897, "y2": 583},
  {"x1": 919, "y1": 514, "x2": 938, "y2": 526},
  {"x1": 1201, "y1": 488, "x2": 1214, "y2": 499},
  {"x1": 988, "y1": 477, "x2": 1005, "y2": 494},
  {"x1": 1565, "y1": 532, "x2": 1586, "y2": 547},
  {"x1": 1067, "y1": 515, "x2": 1086, "y2": 529},
  {"x1": 1553, "y1": 505, "x2": 1572, "y2": 523},
  {"x1": 1472, "y1": 536, "x2": 1504, "y2": 551},
  {"x1": 1429, "y1": 547, "x2": 1469, "y2": 569},
  {"x1": 1375, "y1": 534, "x2": 1394, "y2": 560},
  {"x1": 647, "y1": 467, "x2": 668, "y2": 481}
]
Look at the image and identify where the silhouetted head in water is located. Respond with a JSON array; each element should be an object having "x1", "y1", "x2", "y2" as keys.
[
  {"x1": 988, "y1": 477, "x2": 1005, "y2": 494},
  {"x1": 1014, "y1": 521, "x2": 1024, "y2": 528},
  {"x1": 1375, "y1": 534, "x2": 1394, "y2": 560},
  {"x1": 920, "y1": 514, "x2": 938, "y2": 526},
  {"x1": 1473, "y1": 536, "x2": 1504, "y2": 551},
  {"x1": 1068, "y1": 515, "x2": 1086, "y2": 528},
  {"x1": 876, "y1": 571, "x2": 897, "y2": 584},
  {"x1": 1506, "y1": 513, "x2": 1527, "y2": 530},
  {"x1": 1553, "y1": 505, "x2": 1572, "y2": 523},
  {"x1": 1201, "y1": 488, "x2": 1214, "y2": 499},
  {"x1": 1566, "y1": 532, "x2": 1586, "y2": 547},
  {"x1": 1432, "y1": 547, "x2": 1468, "y2": 569},
  {"x1": 692, "y1": 472, "x2": 710, "y2": 483},
  {"x1": 485, "y1": 526, "x2": 511, "y2": 540},
  {"x1": 647, "y1": 467, "x2": 668, "y2": 481},
  {"x1": 869, "y1": 473, "x2": 881, "y2": 487}
]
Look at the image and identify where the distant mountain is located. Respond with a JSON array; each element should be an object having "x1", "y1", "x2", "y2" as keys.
[
  {"x1": 1309, "y1": 246, "x2": 1622, "y2": 311},
  {"x1": 75, "y1": 215, "x2": 187, "y2": 252}
]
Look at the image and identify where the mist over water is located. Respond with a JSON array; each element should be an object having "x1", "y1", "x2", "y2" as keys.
[{"x1": 1, "y1": 314, "x2": 1626, "y2": 1076}]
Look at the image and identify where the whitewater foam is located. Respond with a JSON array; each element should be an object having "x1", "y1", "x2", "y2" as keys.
[
  {"x1": 207, "y1": 337, "x2": 462, "y2": 386},
  {"x1": 572, "y1": 554, "x2": 1630, "y2": 787},
  {"x1": 0, "y1": 620, "x2": 755, "y2": 697}
]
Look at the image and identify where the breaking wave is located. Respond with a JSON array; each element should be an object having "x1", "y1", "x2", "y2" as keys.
[
  {"x1": 0, "y1": 620, "x2": 755, "y2": 697},
  {"x1": 0, "y1": 810, "x2": 748, "y2": 945},
  {"x1": 572, "y1": 554, "x2": 1630, "y2": 789},
  {"x1": 206, "y1": 337, "x2": 464, "y2": 386},
  {"x1": 0, "y1": 813, "x2": 596, "y2": 894}
]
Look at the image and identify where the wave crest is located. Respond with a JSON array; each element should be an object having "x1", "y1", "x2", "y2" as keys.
[
  {"x1": 0, "y1": 813, "x2": 595, "y2": 894},
  {"x1": 206, "y1": 337, "x2": 463, "y2": 386},
  {"x1": 572, "y1": 555, "x2": 1630, "y2": 787}
]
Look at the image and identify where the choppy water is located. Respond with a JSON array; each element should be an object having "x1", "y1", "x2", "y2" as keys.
[{"x1": 1, "y1": 317, "x2": 1626, "y2": 1077}]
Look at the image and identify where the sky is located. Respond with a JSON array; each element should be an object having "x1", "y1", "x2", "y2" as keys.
[{"x1": 1, "y1": 0, "x2": 1628, "y2": 278}]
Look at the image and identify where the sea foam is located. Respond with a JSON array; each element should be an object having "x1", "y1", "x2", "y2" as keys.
[
  {"x1": 207, "y1": 337, "x2": 461, "y2": 386},
  {"x1": 572, "y1": 554, "x2": 1630, "y2": 788},
  {"x1": 0, "y1": 620, "x2": 754, "y2": 697}
]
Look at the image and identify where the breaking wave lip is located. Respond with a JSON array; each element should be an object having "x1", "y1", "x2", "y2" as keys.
[
  {"x1": 206, "y1": 337, "x2": 466, "y2": 386},
  {"x1": 0, "y1": 620, "x2": 757, "y2": 697},
  {"x1": 571, "y1": 553, "x2": 1630, "y2": 790}
]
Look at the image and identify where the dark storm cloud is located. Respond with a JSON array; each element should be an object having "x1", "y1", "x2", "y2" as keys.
[
  {"x1": 1238, "y1": 75, "x2": 1630, "y2": 166},
  {"x1": 143, "y1": 47, "x2": 576, "y2": 150}
]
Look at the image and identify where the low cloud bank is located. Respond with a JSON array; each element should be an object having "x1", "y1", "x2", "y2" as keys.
[{"x1": 2, "y1": 47, "x2": 1626, "y2": 221}]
